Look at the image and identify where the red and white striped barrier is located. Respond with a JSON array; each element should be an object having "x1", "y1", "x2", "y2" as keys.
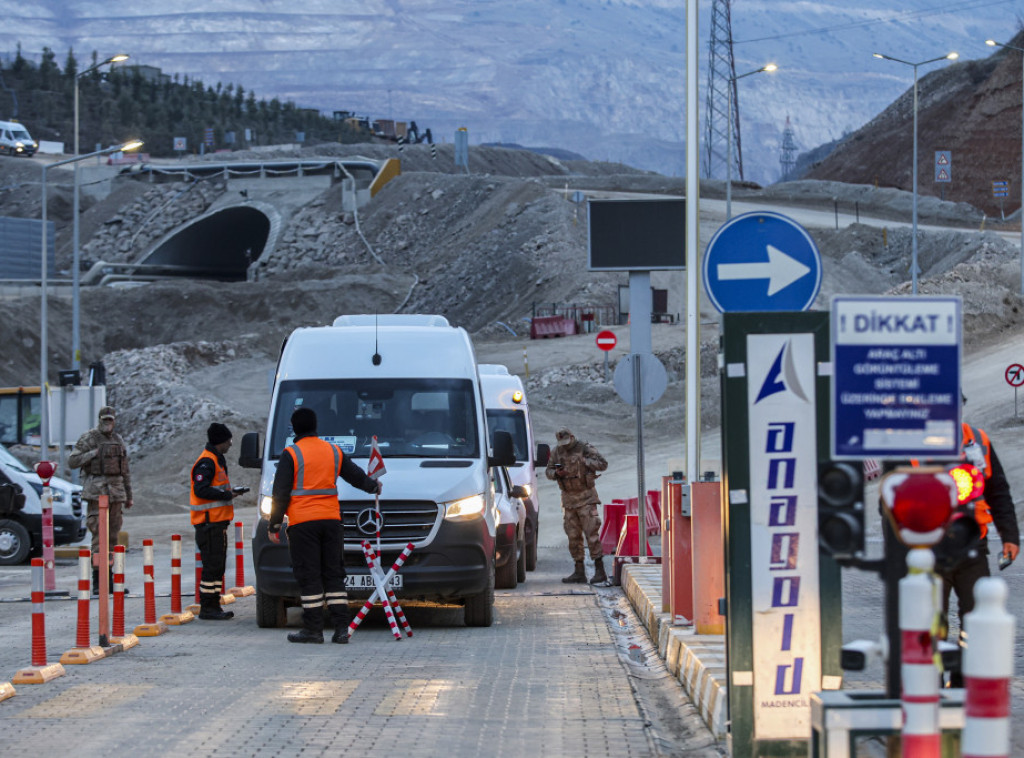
[
  {"x1": 134, "y1": 539, "x2": 168, "y2": 637},
  {"x1": 187, "y1": 550, "x2": 202, "y2": 614},
  {"x1": 160, "y1": 534, "x2": 194, "y2": 625},
  {"x1": 228, "y1": 521, "x2": 255, "y2": 596},
  {"x1": 349, "y1": 542, "x2": 414, "y2": 639},
  {"x1": 900, "y1": 548, "x2": 941, "y2": 756},
  {"x1": 60, "y1": 548, "x2": 105, "y2": 664},
  {"x1": 109, "y1": 545, "x2": 138, "y2": 649},
  {"x1": 11, "y1": 558, "x2": 65, "y2": 684},
  {"x1": 365, "y1": 543, "x2": 412, "y2": 638},
  {"x1": 962, "y1": 578, "x2": 1014, "y2": 758}
]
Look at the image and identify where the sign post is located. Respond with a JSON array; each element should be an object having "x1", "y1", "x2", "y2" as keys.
[
  {"x1": 596, "y1": 330, "x2": 616, "y2": 381},
  {"x1": 1006, "y1": 362, "x2": 1024, "y2": 417}
]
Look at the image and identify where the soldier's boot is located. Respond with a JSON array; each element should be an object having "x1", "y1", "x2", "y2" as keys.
[
  {"x1": 562, "y1": 561, "x2": 587, "y2": 584},
  {"x1": 198, "y1": 593, "x2": 234, "y2": 620},
  {"x1": 91, "y1": 567, "x2": 100, "y2": 596},
  {"x1": 589, "y1": 558, "x2": 608, "y2": 585},
  {"x1": 330, "y1": 604, "x2": 352, "y2": 644},
  {"x1": 289, "y1": 605, "x2": 325, "y2": 643}
]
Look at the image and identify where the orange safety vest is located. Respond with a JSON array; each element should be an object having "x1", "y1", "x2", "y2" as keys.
[
  {"x1": 189, "y1": 449, "x2": 234, "y2": 525},
  {"x1": 284, "y1": 437, "x2": 342, "y2": 526},
  {"x1": 961, "y1": 423, "x2": 994, "y2": 539}
]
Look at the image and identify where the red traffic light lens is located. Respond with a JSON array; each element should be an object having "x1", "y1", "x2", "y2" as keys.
[{"x1": 948, "y1": 463, "x2": 984, "y2": 504}]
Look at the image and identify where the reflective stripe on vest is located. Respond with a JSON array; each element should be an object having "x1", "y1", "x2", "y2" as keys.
[
  {"x1": 290, "y1": 443, "x2": 340, "y2": 497},
  {"x1": 962, "y1": 423, "x2": 994, "y2": 538},
  {"x1": 189, "y1": 449, "x2": 230, "y2": 510}
]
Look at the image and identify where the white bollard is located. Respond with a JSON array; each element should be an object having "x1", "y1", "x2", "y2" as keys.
[
  {"x1": 899, "y1": 548, "x2": 941, "y2": 757},
  {"x1": 961, "y1": 578, "x2": 1014, "y2": 758}
]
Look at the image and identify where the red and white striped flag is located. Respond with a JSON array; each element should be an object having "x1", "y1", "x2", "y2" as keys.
[{"x1": 367, "y1": 436, "x2": 387, "y2": 480}]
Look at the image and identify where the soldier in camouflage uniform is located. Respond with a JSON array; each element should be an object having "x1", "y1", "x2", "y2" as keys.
[
  {"x1": 68, "y1": 405, "x2": 133, "y2": 594},
  {"x1": 545, "y1": 427, "x2": 609, "y2": 584}
]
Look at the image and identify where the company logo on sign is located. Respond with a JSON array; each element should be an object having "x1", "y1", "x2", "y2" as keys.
[
  {"x1": 756, "y1": 342, "x2": 810, "y2": 404},
  {"x1": 747, "y1": 333, "x2": 821, "y2": 739}
]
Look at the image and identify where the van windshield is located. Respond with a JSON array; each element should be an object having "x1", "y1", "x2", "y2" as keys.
[
  {"x1": 270, "y1": 378, "x2": 479, "y2": 459},
  {"x1": 10, "y1": 127, "x2": 30, "y2": 141},
  {"x1": 0, "y1": 444, "x2": 32, "y2": 473},
  {"x1": 486, "y1": 409, "x2": 529, "y2": 463}
]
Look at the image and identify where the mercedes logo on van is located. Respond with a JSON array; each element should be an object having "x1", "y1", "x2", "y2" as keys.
[{"x1": 356, "y1": 507, "x2": 384, "y2": 535}]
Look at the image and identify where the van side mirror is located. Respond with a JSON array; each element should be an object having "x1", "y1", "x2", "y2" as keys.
[
  {"x1": 535, "y1": 443, "x2": 550, "y2": 467},
  {"x1": 239, "y1": 432, "x2": 262, "y2": 469},
  {"x1": 489, "y1": 430, "x2": 516, "y2": 468},
  {"x1": 510, "y1": 484, "x2": 528, "y2": 500}
]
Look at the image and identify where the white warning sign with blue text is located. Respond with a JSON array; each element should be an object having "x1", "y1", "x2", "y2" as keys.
[{"x1": 831, "y1": 296, "x2": 961, "y2": 460}]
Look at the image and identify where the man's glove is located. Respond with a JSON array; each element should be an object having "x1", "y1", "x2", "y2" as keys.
[{"x1": 267, "y1": 522, "x2": 282, "y2": 544}]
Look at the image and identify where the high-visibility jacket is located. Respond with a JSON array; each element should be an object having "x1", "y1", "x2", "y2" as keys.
[
  {"x1": 190, "y1": 449, "x2": 234, "y2": 525},
  {"x1": 283, "y1": 437, "x2": 342, "y2": 526},
  {"x1": 961, "y1": 423, "x2": 994, "y2": 539}
]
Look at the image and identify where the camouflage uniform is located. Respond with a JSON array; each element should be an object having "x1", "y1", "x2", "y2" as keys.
[
  {"x1": 545, "y1": 429, "x2": 607, "y2": 563},
  {"x1": 67, "y1": 407, "x2": 132, "y2": 559}
]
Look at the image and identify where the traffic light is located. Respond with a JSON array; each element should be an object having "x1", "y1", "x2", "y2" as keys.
[{"x1": 817, "y1": 461, "x2": 865, "y2": 562}]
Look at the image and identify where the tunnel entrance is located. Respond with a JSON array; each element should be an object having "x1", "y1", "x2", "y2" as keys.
[{"x1": 141, "y1": 205, "x2": 271, "y2": 281}]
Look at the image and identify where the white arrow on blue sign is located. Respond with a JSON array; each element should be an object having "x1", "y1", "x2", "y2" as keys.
[{"x1": 702, "y1": 211, "x2": 822, "y2": 312}]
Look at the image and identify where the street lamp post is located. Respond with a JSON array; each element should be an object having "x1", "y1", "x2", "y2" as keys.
[
  {"x1": 40, "y1": 141, "x2": 143, "y2": 458},
  {"x1": 873, "y1": 51, "x2": 959, "y2": 295},
  {"x1": 73, "y1": 54, "x2": 129, "y2": 373},
  {"x1": 726, "y1": 64, "x2": 777, "y2": 220},
  {"x1": 986, "y1": 39, "x2": 1024, "y2": 294}
]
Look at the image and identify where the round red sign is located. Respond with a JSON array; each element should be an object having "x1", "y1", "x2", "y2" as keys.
[
  {"x1": 1006, "y1": 363, "x2": 1024, "y2": 387},
  {"x1": 595, "y1": 330, "x2": 617, "y2": 352}
]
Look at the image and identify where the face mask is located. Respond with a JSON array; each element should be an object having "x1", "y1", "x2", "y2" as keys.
[{"x1": 557, "y1": 437, "x2": 572, "y2": 447}]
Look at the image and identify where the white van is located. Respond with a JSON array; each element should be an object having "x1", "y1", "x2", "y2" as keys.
[
  {"x1": 0, "y1": 443, "x2": 85, "y2": 564},
  {"x1": 239, "y1": 314, "x2": 516, "y2": 628},
  {"x1": 0, "y1": 120, "x2": 38, "y2": 156},
  {"x1": 478, "y1": 364, "x2": 549, "y2": 571}
]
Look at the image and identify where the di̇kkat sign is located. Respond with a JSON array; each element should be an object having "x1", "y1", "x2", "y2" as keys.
[{"x1": 746, "y1": 332, "x2": 822, "y2": 738}]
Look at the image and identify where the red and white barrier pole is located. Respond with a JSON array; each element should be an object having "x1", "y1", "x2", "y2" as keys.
[
  {"x1": 349, "y1": 542, "x2": 414, "y2": 637},
  {"x1": 900, "y1": 547, "x2": 941, "y2": 756},
  {"x1": 365, "y1": 543, "x2": 412, "y2": 637},
  {"x1": 187, "y1": 550, "x2": 202, "y2": 614},
  {"x1": 134, "y1": 539, "x2": 168, "y2": 636},
  {"x1": 228, "y1": 521, "x2": 254, "y2": 596},
  {"x1": 60, "y1": 548, "x2": 104, "y2": 664},
  {"x1": 109, "y1": 545, "x2": 138, "y2": 649},
  {"x1": 362, "y1": 542, "x2": 401, "y2": 640},
  {"x1": 962, "y1": 578, "x2": 1014, "y2": 758},
  {"x1": 11, "y1": 558, "x2": 65, "y2": 684},
  {"x1": 160, "y1": 534, "x2": 194, "y2": 625}
]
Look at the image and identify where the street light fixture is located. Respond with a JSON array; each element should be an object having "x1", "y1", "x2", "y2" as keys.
[
  {"x1": 872, "y1": 50, "x2": 959, "y2": 295},
  {"x1": 726, "y1": 63, "x2": 777, "y2": 220},
  {"x1": 40, "y1": 140, "x2": 143, "y2": 457},
  {"x1": 73, "y1": 53, "x2": 129, "y2": 373},
  {"x1": 986, "y1": 39, "x2": 1024, "y2": 294}
]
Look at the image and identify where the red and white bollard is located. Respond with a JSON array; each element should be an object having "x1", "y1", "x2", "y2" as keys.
[
  {"x1": 134, "y1": 539, "x2": 168, "y2": 636},
  {"x1": 900, "y1": 547, "x2": 942, "y2": 756},
  {"x1": 228, "y1": 521, "x2": 254, "y2": 597},
  {"x1": 60, "y1": 548, "x2": 105, "y2": 664},
  {"x1": 187, "y1": 550, "x2": 202, "y2": 614},
  {"x1": 962, "y1": 578, "x2": 1014, "y2": 758},
  {"x1": 11, "y1": 558, "x2": 65, "y2": 684},
  {"x1": 109, "y1": 545, "x2": 138, "y2": 649},
  {"x1": 160, "y1": 534, "x2": 194, "y2": 625}
]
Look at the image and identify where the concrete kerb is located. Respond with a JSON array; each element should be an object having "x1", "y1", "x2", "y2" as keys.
[{"x1": 621, "y1": 564, "x2": 728, "y2": 740}]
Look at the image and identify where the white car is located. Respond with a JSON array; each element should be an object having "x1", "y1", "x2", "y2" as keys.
[{"x1": 492, "y1": 465, "x2": 527, "y2": 589}]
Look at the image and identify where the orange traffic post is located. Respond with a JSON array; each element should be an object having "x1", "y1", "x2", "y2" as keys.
[
  {"x1": 160, "y1": 534, "x2": 194, "y2": 625},
  {"x1": 665, "y1": 476, "x2": 693, "y2": 626},
  {"x1": 109, "y1": 545, "x2": 139, "y2": 649},
  {"x1": 227, "y1": 521, "x2": 254, "y2": 596},
  {"x1": 12, "y1": 558, "x2": 66, "y2": 684},
  {"x1": 691, "y1": 480, "x2": 725, "y2": 635},
  {"x1": 186, "y1": 550, "x2": 201, "y2": 615},
  {"x1": 60, "y1": 548, "x2": 105, "y2": 664},
  {"x1": 134, "y1": 539, "x2": 168, "y2": 637}
]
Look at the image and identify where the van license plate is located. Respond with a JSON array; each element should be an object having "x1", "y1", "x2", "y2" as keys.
[{"x1": 345, "y1": 574, "x2": 403, "y2": 590}]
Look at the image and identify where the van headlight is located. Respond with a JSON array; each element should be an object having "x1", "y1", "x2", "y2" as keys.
[
  {"x1": 444, "y1": 494, "x2": 485, "y2": 521},
  {"x1": 259, "y1": 495, "x2": 273, "y2": 518}
]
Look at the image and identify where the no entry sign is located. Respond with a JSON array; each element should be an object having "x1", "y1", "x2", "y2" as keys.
[
  {"x1": 596, "y1": 330, "x2": 617, "y2": 351},
  {"x1": 1006, "y1": 364, "x2": 1024, "y2": 387}
]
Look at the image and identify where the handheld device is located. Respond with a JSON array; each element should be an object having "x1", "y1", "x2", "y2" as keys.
[
  {"x1": 999, "y1": 553, "x2": 1014, "y2": 571},
  {"x1": 232, "y1": 486, "x2": 250, "y2": 495}
]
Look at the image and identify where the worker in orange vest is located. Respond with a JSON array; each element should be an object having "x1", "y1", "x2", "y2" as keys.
[
  {"x1": 190, "y1": 422, "x2": 242, "y2": 621},
  {"x1": 268, "y1": 407, "x2": 381, "y2": 644}
]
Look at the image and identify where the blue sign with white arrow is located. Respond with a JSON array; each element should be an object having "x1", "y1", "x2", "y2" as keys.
[{"x1": 702, "y1": 211, "x2": 822, "y2": 312}]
